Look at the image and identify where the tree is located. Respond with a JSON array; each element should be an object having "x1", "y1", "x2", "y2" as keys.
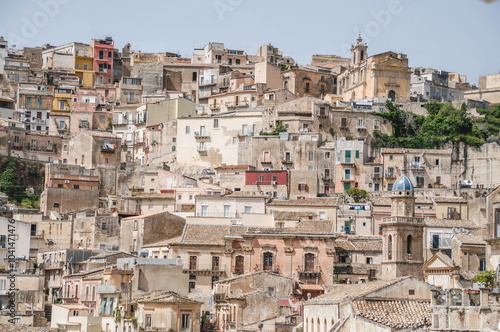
[
  {"x1": 471, "y1": 270, "x2": 496, "y2": 289},
  {"x1": 345, "y1": 188, "x2": 369, "y2": 203}
]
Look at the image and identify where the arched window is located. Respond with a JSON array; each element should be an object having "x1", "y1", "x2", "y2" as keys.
[
  {"x1": 407, "y1": 235, "x2": 412, "y2": 255},
  {"x1": 360, "y1": 50, "x2": 364, "y2": 61},
  {"x1": 234, "y1": 255, "x2": 244, "y2": 274},
  {"x1": 388, "y1": 90, "x2": 396, "y2": 101},
  {"x1": 388, "y1": 235, "x2": 393, "y2": 260},
  {"x1": 324, "y1": 319, "x2": 328, "y2": 332},
  {"x1": 263, "y1": 252, "x2": 273, "y2": 270}
]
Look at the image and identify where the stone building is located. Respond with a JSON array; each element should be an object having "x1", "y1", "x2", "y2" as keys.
[
  {"x1": 381, "y1": 175, "x2": 425, "y2": 280},
  {"x1": 213, "y1": 271, "x2": 294, "y2": 331},
  {"x1": 120, "y1": 211, "x2": 186, "y2": 255},
  {"x1": 338, "y1": 35, "x2": 411, "y2": 102},
  {"x1": 134, "y1": 291, "x2": 202, "y2": 332},
  {"x1": 303, "y1": 276, "x2": 434, "y2": 332}
]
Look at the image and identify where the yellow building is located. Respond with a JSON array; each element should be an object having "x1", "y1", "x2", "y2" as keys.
[
  {"x1": 338, "y1": 35, "x2": 411, "y2": 102},
  {"x1": 52, "y1": 87, "x2": 74, "y2": 112},
  {"x1": 74, "y1": 45, "x2": 94, "y2": 87}
]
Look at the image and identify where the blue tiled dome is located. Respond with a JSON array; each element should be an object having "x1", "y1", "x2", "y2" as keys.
[{"x1": 392, "y1": 175, "x2": 414, "y2": 191}]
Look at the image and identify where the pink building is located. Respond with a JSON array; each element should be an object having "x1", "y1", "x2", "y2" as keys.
[{"x1": 92, "y1": 37, "x2": 114, "y2": 85}]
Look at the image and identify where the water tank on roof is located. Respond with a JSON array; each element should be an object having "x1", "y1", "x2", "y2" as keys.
[{"x1": 139, "y1": 249, "x2": 149, "y2": 258}]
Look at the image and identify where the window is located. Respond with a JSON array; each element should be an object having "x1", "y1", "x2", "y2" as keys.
[
  {"x1": 480, "y1": 258, "x2": 486, "y2": 271},
  {"x1": 181, "y1": 314, "x2": 190, "y2": 329},
  {"x1": 341, "y1": 118, "x2": 347, "y2": 128},
  {"x1": 388, "y1": 235, "x2": 392, "y2": 260},
  {"x1": 73, "y1": 185, "x2": 79, "y2": 189},
  {"x1": 211, "y1": 275, "x2": 219, "y2": 288},
  {"x1": 324, "y1": 169, "x2": 330, "y2": 178},
  {"x1": 374, "y1": 119, "x2": 380, "y2": 130},
  {"x1": 235, "y1": 256, "x2": 244, "y2": 273},
  {"x1": 305, "y1": 82, "x2": 310, "y2": 93},
  {"x1": 188, "y1": 282, "x2": 195, "y2": 293},
  {"x1": 57, "y1": 184, "x2": 63, "y2": 188},
  {"x1": 201, "y1": 205, "x2": 208, "y2": 217},
  {"x1": 223, "y1": 205, "x2": 230, "y2": 217},
  {"x1": 319, "y1": 211, "x2": 326, "y2": 220},
  {"x1": 189, "y1": 256, "x2": 197, "y2": 270},
  {"x1": 308, "y1": 151, "x2": 314, "y2": 161},
  {"x1": 366, "y1": 257, "x2": 373, "y2": 264},
  {"x1": 407, "y1": 235, "x2": 412, "y2": 254},
  {"x1": 432, "y1": 234, "x2": 440, "y2": 249},
  {"x1": 357, "y1": 119, "x2": 364, "y2": 127},
  {"x1": 145, "y1": 314, "x2": 152, "y2": 328},
  {"x1": 185, "y1": 126, "x2": 190, "y2": 134},
  {"x1": 212, "y1": 256, "x2": 220, "y2": 270},
  {"x1": 244, "y1": 206, "x2": 252, "y2": 214},
  {"x1": 241, "y1": 124, "x2": 248, "y2": 135},
  {"x1": 409, "y1": 289, "x2": 415, "y2": 295},
  {"x1": 54, "y1": 202, "x2": 60, "y2": 207},
  {"x1": 304, "y1": 253, "x2": 315, "y2": 271},
  {"x1": 345, "y1": 150, "x2": 351, "y2": 163},
  {"x1": 325, "y1": 151, "x2": 330, "y2": 159},
  {"x1": 263, "y1": 252, "x2": 273, "y2": 270},
  {"x1": 214, "y1": 119, "x2": 219, "y2": 128},
  {"x1": 0, "y1": 235, "x2": 6, "y2": 248},
  {"x1": 298, "y1": 183, "x2": 308, "y2": 192}
]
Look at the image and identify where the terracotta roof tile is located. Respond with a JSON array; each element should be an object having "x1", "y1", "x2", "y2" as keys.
[
  {"x1": 309, "y1": 277, "x2": 411, "y2": 303},
  {"x1": 135, "y1": 290, "x2": 202, "y2": 304},
  {"x1": 273, "y1": 211, "x2": 316, "y2": 221},
  {"x1": 247, "y1": 220, "x2": 334, "y2": 235},
  {"x1": 425, "y1": 218, "x2": 478, "y2": 229},
  {"x1": 269, "y1": 198, "x2": 339, "y2": 206},
  {"x1": 453, "y1": 234, "x2": 485, "y2": 245},
  {"x1": 352, "y1": 299, "x2": 431, "y2": 329}
]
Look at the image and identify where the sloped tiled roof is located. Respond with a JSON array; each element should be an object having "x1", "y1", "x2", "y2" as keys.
[
  {"x1": 352, "y1": 299, "x2": 431, "y2": 329},
  {"x1": 453, "y1": 234, "x2": 486, "y2": 246},
  {"x1": 181, "y1": 224, "x2": 232, "y2": 245},
  {"x1": 308, "y1": 277, "x2": 411, "y2": 303},
  {"x1": 425, "y1": 218, "x2": 478, "y2": 229},
  {"x1": 135, "y1": 291, "x2": 202, "y2": 304},
  {"x1": 143, "y1": 236, "x2": 182, "y2": 248},
  {"x1": 334, "y1": 236, "x2": 382, "y2": 252},
  {"x1": 268, "y1": 198, "x2": 339, "y2": 206},
  {"x1": 273, "y1": 211, "x2": 316, "y2": 221},
  {"x1": 247, "y1": 220, "x2": 334, "y2": 235}
]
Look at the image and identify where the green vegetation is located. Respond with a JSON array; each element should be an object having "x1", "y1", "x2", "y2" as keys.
[
  {"x1": 372, "y1": 101, "x2": 484, "y2": 149},
  {"x1": 345, "y1": 188, "x2": 369, "y2": 203},
  {"x1": 260, "y1": 120, "x2": 287, "y2": 136},
  {"x1": 474, "y1": 104, "x2": 500, "y2": 144},
  {"x1": 471, "y1": 270, "x2": 496, "y2": 288},
  {"x1": 0, "y1": 157, "x2": 42, "y2": 208}
]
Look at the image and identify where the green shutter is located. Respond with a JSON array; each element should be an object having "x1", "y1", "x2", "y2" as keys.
[{"x1": 355, "y1": 150, "x2": 359, "y2": 158}]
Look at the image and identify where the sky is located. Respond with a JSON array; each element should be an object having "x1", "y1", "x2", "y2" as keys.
[{"x1": 1, "y1": 0, "x2": 499, "y2": 85}]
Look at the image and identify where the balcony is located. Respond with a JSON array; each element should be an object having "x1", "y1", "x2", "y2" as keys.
[
  {"x1": 261, "y1": 160, "x2": 272, "y2": 165},
  {"x1": 225, "y1": 101, "x2": 249, "y2": 109},
  {"x1": 385, "y1": 173, "x2": 396, "y2": 179},
  {"x1": 209, "y1": 105, "x2": 220, "y2": 112},
  {"x1": 341, "y1": 161, "x2": 356, "y2": 167},
  {"x1": 371, "y1": 173, "x2": 382, "y2": 179},
  {"x1": 194, "y1": 131, "x2": 210, "y2": 140},
  {"x1": 297, "y1": 266, "x2": 322, "y2": 279},
  {"x1": 381, "y1": 216, "x2": 425, "y2": 224},
  {"x1": 214, "y1": 293, "x2": 226, "y2": 302},
  {"x1": 282, "y1": 159, "x2": 293, "y2": 165},
  {"x1": 409, "y1": 162, "x2": 426, "y2": 171},
  {"x1": 341, "y1": 176, "x2": 355, "y2": 182},
  {"x1": 254, "y1": 264, "x2": 280, "y2": 274},
  {"x1": 28, "y1": 143, "x2": 56, "y2": 152},
  {"x1": 322, "y1": 175, "x2": 332, "y2": 182},
  {"x1": 182, "y1": 268, "x2": 226, "y2": 277}
]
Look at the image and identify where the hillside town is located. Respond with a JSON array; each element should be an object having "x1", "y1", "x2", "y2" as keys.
[{"x1": 0, "y1": 33, "x2": 499, "y2": 332}]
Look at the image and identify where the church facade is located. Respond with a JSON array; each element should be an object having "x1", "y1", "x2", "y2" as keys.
[{"x1": 338, "y1": 35, "x2": 412, "y2": 102}]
